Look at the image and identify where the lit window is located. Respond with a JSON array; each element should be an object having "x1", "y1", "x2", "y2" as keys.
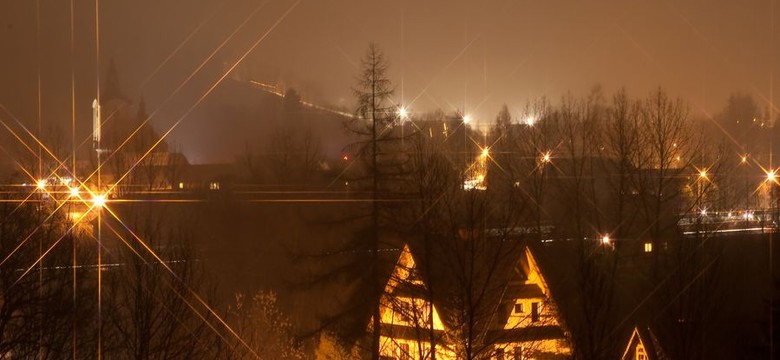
[
  {"x1": 513, "y1": 346, "x2": 523, "y2": 360},
  {"x1": 496, "y1": 348, "x2": 505, "y2": 360},
  {"x1": 514, "y1": 303, "x2": 524, "y2": 314},
  {"x1": 209, "y1": 182, "x2": 220, "y2": 190},
  {"x1": 399, "y1": 343, "x2": 410, "y2": 360},
  {"x1": 644, "y1": 242, "x2": 653, "y2": 253},
  {"x1": 178, "y1": 182, "x2": 184, "y2": 190},
  {"x1": 531, "y1": 302, "x2": 540, "y2": 323},
  {"x1": 636, "y1": 345, "x2": 646, "y2": 360}
]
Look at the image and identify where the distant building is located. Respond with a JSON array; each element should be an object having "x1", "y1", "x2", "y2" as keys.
[{"x1": 620, "y1": 326, "x2": 668, "y2": 360}]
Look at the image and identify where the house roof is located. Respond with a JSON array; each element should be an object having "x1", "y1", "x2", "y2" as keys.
[
  {"x1": 380, "y1": 323, "x2": 447, "y2": 342},
  {"x1": 488, "y1": 325, "x2": 567, "y2": 344},
  {"x1": 387, "y1": 240, "x2": 568, "y2": 344},
  {"x1": 502, "y1": 283, "x2": 545, "y2": 301},
  {"x1": 620, "y1": 325, "x2": 668, "y2": 360}
]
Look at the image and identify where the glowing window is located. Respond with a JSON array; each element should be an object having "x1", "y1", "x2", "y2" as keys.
[
  {"x1": 531, "y1": 302, "x2": 540, "y2": 323},
  {"x1": 644, "y1": 242, "x2": 653, "y2": 253},
  {"x1": 636, "y1": 345, "x2": 646, "y2": 360},
  {"x1": 495, "y1": 348, "x2": 505, "y2": 360},
  {"x1": 209, "y1": 182, "x2": 220, "y2": 190},
  {"x1": 514, "y1": 303, "x2": 524, "y2": 314},
  {"x1": 399, "y1": 343, "x2": 410, "y2": 360},
  {"x1": 513, "y1": 346, "x2": 523, "y2": 360}
]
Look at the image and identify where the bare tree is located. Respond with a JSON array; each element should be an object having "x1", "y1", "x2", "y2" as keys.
[
  {"x1": 0, "y1": 188, "x2": 95, "y2": 359},
  {"x1": 220, "y1": 290, "x2": 305, "y2": 360},
  {"x1": 637, "y1": 88, "x2": 696, "y2": 246},
  {"x1": 103, "y1": 203, "x2": 216, "y2": 359}
]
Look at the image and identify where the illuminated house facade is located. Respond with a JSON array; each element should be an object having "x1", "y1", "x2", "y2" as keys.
[
  {"x1": 379, "y1": 245, "x2": 453, "y2": 359},
  {"x1": 620, "y1": 326, "x2": 667, "y2": 360},
  {"x1": 488, "y1": 247, "x2": 570, "y2": 359},
  {"x1": 378, "y1": 245, "x2": 571, "y2": 360}
]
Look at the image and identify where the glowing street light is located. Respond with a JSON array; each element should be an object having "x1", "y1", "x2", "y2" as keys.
[
  {"x1": 462, "y1": 114, "x2": 472, "y2": 124},
  {"x1": 768, "y1": 169, "x2": 777, "y2": 183},
  {"x1": 699, "y1": 169, "x2": 707, "y2": 179},
  {"x1": 36, "y1": 179, "x2": 47, "y2": 190},
  {"x1": 541, "y1": 152, "x2": 551, "y2": 163},
  {"x1": 91, "y1": 194, "x2": 107, "y2": 208},
  {"x1": 601, "y1": 234, "x2": 611, "y2": 245},
  {"x1": 481, "y1": 147, "x2": 490, "y2": 158},
  {"x1": 397, "y1": 106, "x2": 409, "y2": 120},
  {"x1": 69, "y1": 187, "x2": 80, "y2": 197},
  {"x1": 741, "y1": 155, "x2": 748, "y2": 164}
]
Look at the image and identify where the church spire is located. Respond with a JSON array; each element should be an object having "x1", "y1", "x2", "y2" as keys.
[
  {"x1": 101, "y1": 58, "x2": 126, "y2": 102},
  {"x1": 136, "y1": 96, "x2": 148, "y2": 122}
]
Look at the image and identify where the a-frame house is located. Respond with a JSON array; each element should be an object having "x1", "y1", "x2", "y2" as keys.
[
  {"x1": 377, "y1": 245, "x2": 571, "y2": 360},
  {"x1": 620, "y1": 325, "x2": 668, "y2": 360},
  {"x1": 379, "y1": 244, "x2": 451, "y2": 359},
  {"x1": 487, "y1": 247, "x2": 571, "y2": 359}
]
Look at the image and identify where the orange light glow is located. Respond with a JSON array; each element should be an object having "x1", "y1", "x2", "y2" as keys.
[
  {"x1": 92, "y1": 194, "x2": 107, "y2": 208},
  {"x1": 398, "y1": 107, "x2": 408, "y2": 119}
]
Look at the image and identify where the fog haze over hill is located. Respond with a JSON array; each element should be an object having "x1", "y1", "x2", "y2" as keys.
[{"x1": 2, "y1": 0, "x2": 778, "y2": 163}]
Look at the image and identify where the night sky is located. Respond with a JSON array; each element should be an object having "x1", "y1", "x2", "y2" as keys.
[{"x1": 1, "y1": 0, "x2": 778, "y2": 162}]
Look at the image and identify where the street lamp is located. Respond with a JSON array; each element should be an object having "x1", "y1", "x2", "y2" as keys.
[
  {"x1": 541, "y1": 151, "x2": 551, "y2": 164},
  {"x1": 91, "y1": 194, "x2": 107, "y2": 208},
  {"x1": 397, "y1": 106, "x2": 408, "y2": 120},
  {"x1": 767, "y1": 169, "x2": 778, "y2": 229}
]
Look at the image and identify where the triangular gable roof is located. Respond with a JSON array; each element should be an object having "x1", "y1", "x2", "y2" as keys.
[
  {"x1": 385, "y1": 244, "x2": 422, "y2": 291},
  {"x1": 492, "y1": 246, "x2": 569, "y2": 340},
  {"x1": 380, "y1": 244, "x2": 446, "y2": 332},
  {"x1": 620, "y1": 325, "x2": 667, "y2": 360},
  {"x1": 520, "y1": 246, "x2": 552, "y2": 297}
]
